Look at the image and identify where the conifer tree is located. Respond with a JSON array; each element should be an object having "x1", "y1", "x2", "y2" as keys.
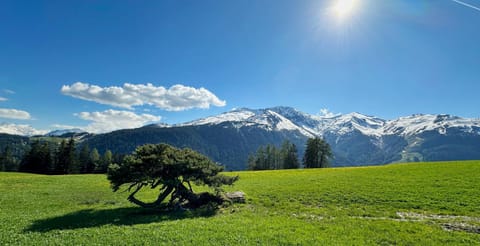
[
  {"x1": 54, "y1": 138, "x2": 79, "y2": 174},
  {"x1": 78, "y1": 144, "x2": 93, "y2": 173},
  {"x1": 247, "y1": 154, "x2": 256, "y2": 170},
  {"x1": 265, "y1": 144, "x2": 277, "y2": 169},
  {"x1": 281, "y1": 140, "x2": 300, "y2": 169},
  {"x1": 303, "y1": 137, "x2": 332, "y2": 168},
  {"x1": 66, "y1": 138, "x2": 79, "y2": 174},
  {"x1": 0, "y1": 145, "x2": 14, "y2": 172},
  {"x1": 247, "y1": 140, "x2": 300, "y2": 170},
  {"x1": 0, "y1": 146, "x2": 15, "y2": 171},
  {"x1": 96, "y1": 150, "x2": 113, "y2": 173},
  {"x1": 54, "y1": 140, "x2": 68, "y2": 174},
  {"x1": 0, "y1": 151, "x2": 4, "y2": 171},
  {"x1": 90, "y1": 148, "x2": 101, "y2": 173},
  {"x1": 19, "y1": 141, "x2": 51, "y2": 174}
]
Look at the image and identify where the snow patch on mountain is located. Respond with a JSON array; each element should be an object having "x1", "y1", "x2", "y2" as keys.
[
  {"x1": 0, "y1": 123, "x2": 48, "y2": 136},
  {"x1": 319, "y1": 113, "x2": 386, "y2": 136},
  {"x1": 384, "y1": 114, "x2": 480, "y2": 136},
  {"x1": 182, "y1": 108, "x2": 315, "y2": 137},
  {"x1": 182, "y1": 109, "x2": 256, "y2": 126},
  {"x1": 182, "y1": 107, "x2": 480, "y2": 138},
  {"x1": 266, "y1": 110, "x2": 315, "y2": 137}
]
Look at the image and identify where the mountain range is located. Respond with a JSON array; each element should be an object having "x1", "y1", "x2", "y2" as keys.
[{"x1": 2, "y1": 106, "x2": 480, "y2": 170}]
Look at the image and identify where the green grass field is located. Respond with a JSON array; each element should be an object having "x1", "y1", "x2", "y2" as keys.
[{"x1": 1, "y1": 161, "x2": 480, "y2": 245}]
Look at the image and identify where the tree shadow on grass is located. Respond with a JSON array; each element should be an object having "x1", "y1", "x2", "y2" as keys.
[{"x1": 24, "y1": 206, "x2": 217, "y2": 232}]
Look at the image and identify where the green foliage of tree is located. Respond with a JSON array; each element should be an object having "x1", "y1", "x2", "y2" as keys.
[
  {"x1": 248, "y1": 140, "x2": 300, "y2": 170},
  {"x1": 95, "y1": 150, "x2": 113, "y2": 173},
  {"x1": 107, "y1": 143, "x2": 238, "y2": 209},
  {"x1": 247, "y1": 154, "x2": 256, "y2": 171},
  {"x1": 53, "y1": 140, "x2": 66, "y2": 174},
  {"x1": 77, "y1": 144, "x2": 100, "y2": 174},
  {"x1": 54, "y1": 138, "x2": 79, "y2": 174},
  {"x1": 255, "y1": 146, "x2": 267, "y2": 170},
  {"x1": 1, "y1": 134, "x2": 122, "y2": 175},
  {"x1": 79, "y1": 144, "x2": 92, "y2": 174},
  {"x1": 90, "y1": 148, "x2": 101, "y2": 173},
  {"x1": 0, "y1": 152, "x2": 4, "y2": 171},
  {"x1": 1, "y1": 145, "x2": 19, "y2": 172},
  {"x1": 265, "y1": 144, "x2": 280, "y2": 169},
  {"x1": 303, "y1": 137, "x2": 333, "y2": 168},
  {"x1": 66, "y1": 138, "x2": 79, "y2": 174},
  {"x1": 0, "y1": 134, "x2": 29, "y2": 171},
  {"x1": 281, "y1": 140, "x2": 300, "y2": 169},
  {"x1": 19, "y1": 141, "x2": 52, "y2": 174}
]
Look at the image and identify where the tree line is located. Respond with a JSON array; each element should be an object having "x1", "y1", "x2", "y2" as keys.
[
  {"x1": 247, "y1": 140, "x2": 300, "y2": 170},
  {"x1": 247, "y1": 137, "x2": 332, "y2": 170},
  {"x1": 0, "y1": 138, "x2": 120, "y2": 174},
  {"x1": 1, "y1": 136, "x2": 333, "y2": 174}
]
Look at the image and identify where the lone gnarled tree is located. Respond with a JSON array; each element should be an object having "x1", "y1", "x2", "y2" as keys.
[{"x1": 107, "y1": 144, "x2": 238, "y2": 209}]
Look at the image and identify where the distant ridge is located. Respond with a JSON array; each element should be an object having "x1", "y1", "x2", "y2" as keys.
[
  {"x1": 80, "y1": 106, "x2": 480, "y2": 170},
  {"x1": 46, "y1": 128, "x2": 86, "y2": 137}
]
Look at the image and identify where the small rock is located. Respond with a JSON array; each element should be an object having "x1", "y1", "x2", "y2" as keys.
[{"x1": 225, "y1": 191, "x2": 246, "y2": 203}]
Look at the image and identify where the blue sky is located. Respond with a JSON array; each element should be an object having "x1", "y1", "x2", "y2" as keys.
[{"x1": 1, "y1": 0, "x2": 479, "y2": 134}]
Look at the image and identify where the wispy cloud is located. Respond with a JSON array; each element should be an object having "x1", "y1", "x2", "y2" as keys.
[
  {"x1": 61, "y1": 82, "x2": 227, "y2": 111},
  {"x1": 452, "y1": 0, "x2": 480, "y2": 12},
  {"x1": 0, "y1": 108, "x2": 31, "y2": 120},
  {"x1": 74, "y1": 109, "x2": 161, "y2": 133},
  {"x1": 0, "y1": 97, "x2": 7, "y2": 102},
  {"x1": 3, "y1": 89, "x2": 15, "y2": 94}
]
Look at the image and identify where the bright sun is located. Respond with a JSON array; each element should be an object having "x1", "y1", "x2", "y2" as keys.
[{"x1": 331, "y1": 0, "x2": 359, "y2": 21}]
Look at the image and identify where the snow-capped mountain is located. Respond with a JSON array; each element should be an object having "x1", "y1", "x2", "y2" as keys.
[
  {"x1": 168, "y1": 106, "x2": 480, "y2": 167},
  {"x1": 0, "y1": 123, "x2": 48, "y2": 136},
  {"x1": 0, "y1": 124, "x2": 91, "y2": 138},
  {"x1": 182, "y1": 107, "x2": 315, "y2": 137},
  {"x1": 384, "y1": 114, "x2": 480, "y2": 136},
  {"x1": 183, "y1": 107, "x2": 480, "y2": 138}
]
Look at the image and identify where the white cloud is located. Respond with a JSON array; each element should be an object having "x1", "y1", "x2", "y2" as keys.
[
  {"x1": 0, "y1": 123, "x2": 47, "y2": 136},
  {"x1": 74, "y1": 109, "x2": 161, "y2": 133},
  {"x1": 319, "y1": 108, "x2": 340, "y2": 118},
  {"x1": 0, "y1": 97, "x2": 7, "y2": 101},
  {"x1": 3, "y1": 89, "x2": 15, "y2": 94},
  {"x1": 61, "y1": 82, "x2": 226, "y2": 111},
  {"x1": 0, "y1": 108, "x2": 32, "y2": 120}
]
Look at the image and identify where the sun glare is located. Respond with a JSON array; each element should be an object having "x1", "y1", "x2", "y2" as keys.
[{"x1": 331, "y1": 0, "x2": 359, "y2": 21}]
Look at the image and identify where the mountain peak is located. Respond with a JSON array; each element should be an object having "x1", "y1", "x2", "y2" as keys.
[{"x1": 268, "y1": 106, "x2": 300, "y2": 113}]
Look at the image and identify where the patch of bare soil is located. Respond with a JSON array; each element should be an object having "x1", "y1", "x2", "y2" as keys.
[{"x1": 353, "y1": 212, "x2": 480, "y2": 234}]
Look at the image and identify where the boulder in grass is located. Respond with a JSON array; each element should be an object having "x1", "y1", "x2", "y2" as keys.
[{"x1": 225, "y1": 191, "x2": 246, "y2": 203}]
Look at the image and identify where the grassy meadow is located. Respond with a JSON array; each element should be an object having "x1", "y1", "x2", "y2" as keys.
[{"x1": 1, "y1": 161, "x2": 480, "y2": 245}]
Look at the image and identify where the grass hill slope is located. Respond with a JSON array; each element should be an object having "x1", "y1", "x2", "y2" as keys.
[{"x1": 1, "y1": 161, "x2": 479, "y2": 245}]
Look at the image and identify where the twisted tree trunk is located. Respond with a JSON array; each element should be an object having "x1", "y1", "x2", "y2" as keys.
[
  {"x1": 126, "y1": 181, "x2": 223, "y2": 209},
  {"x1": 127, "y1": 184, "x2": 174, "y2": 208}
]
